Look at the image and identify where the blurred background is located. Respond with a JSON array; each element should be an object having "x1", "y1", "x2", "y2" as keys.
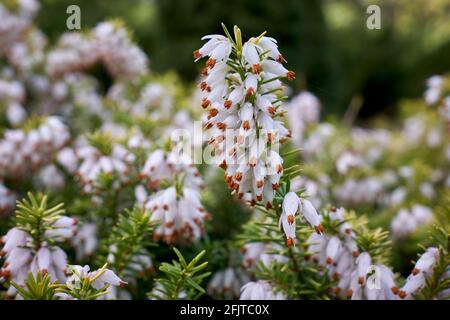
[{"x1": 36, "y1": 0, "x2": 450, "y2": 119}]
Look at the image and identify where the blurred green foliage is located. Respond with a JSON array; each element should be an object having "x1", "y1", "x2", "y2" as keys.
[{"x1": 36, "y1": 0, "x2": 450, "y2": 118}]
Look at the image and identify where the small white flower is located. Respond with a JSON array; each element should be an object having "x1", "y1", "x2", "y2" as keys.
[{"x1": 240, "y1": 280, "x2": 285, "y2": 300}]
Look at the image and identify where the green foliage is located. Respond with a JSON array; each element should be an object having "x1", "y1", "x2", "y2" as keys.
[
  {"x1": 149, "y1": 248, "x2": 210, "y2": 300},
  {"x1": 106, "y1": 207, "x2": 154, "y2": 277},
  {"x1": 14, "y1": 192, "x2": 65, "y2": 248},
  {"x1": 11, "y1": 272, "x2": 58, "y2": 300}
]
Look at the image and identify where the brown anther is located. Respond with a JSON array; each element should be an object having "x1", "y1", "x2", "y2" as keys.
[
  {"x1": 256, "y1": 194, "x2": 263, "y2": 201},
  {"x1": 411, "y1": 268, "x2": 420, "y2": 275},
  {"x1": 276, "y1": 164, "x2": 283, "y2": 174},
  {"x1": 234, "y1": 172, "x2": 243, "y2": 181},
  {"x1": 267, "y1": 106, "x2": 276, "y2": 115},
  {"x1": 352, "y1": 251, "x2": 359, "y2": 257},
  {"x1": 209, "y1": 108, "x2": 219, "y2": 118},
  {"x1": 256, "y1": 180, "x2": 263, "y2": 188},
  {"x1": 248, "y1": 157, "x2": 257, "y2": 167},
  {"x1": 219, "y1": 160, "x2": 227, "y2": 170},
  {"x1": 165, "y1": 221, "x2": 175, "y2": 228},
  {"x1": 243, "y1": 120, "x2": 250, "y2": 130},
  {"x1": 272, "y1": 183, "x2": 279, "y2": 190},
  {"x1": 277, "y1": 54, "x2": 286, "y2": 63},
  {"x1": 217, "y1": 122, "x2": 227, "y2": 130},
  {"x1": 346, "y1": 290, "x2": 353, "y2": 298},
  {"x1": 285, "y1": 237, "x2": 295, "y2": 247},
  {"x1": 265, "y1": 202, "x2": 272, "y2": 209},
  {"x1": 334, "y1": 287, "x2": 341, "y2": 295},
  {"x1": 315, "y1": 224, "x2": 324, "y2": 234},
  {"x1": 0, "y1": 250, "x2": 6, "y2": 257},
  {"x1": 287, "y1": 214, "x2": 295, "y2": 224},
  {"x1": 201, "y1": 67, "x2": 209, "y2": 76},
  {"x1": 206, "y1": 58, "x2": 216, "y2": 68},
  {"x1": 246, "y1": 88, "x2": 255, "y2": 97},
  {"x1": 398, "y1": 291, "x2": 407, "y2": 299},
  {"x1": 358, "y1": 277, "x2": 365, "y2": 285},
  {"x1": 193, "y1": 49, "x2": 202, "y2": 59},
  {"x1": 1, "y1": 269, "x2": 11, "y2": 279},
  {"x1": 391, "y1": 287, "x2": 399, "y2": 295},
  {"x1": 201, "y1": 98, "x2": 211, "y2": 109},
  {"x1": 345, "y1": 228, "x2": 352, "y2": 235},
  {"x1": 332, "y1": 273, "x2": 340, "y2": 281},
  {"x1": 286, "y1": 70, "x2": 296, "y2": 80},
  {"x1": 326, "y1": 257, "x2": 334, "y2": 265},
  {"x1": 250, "y1": 200, "x2": 256, "y2": 206},
  {"x1": 267, "y1": 132, "x2": 274, "y2": 143},
  {"x1": 224, "y1": 100, "x2": 232, "y2": 109},
  {"x1": 163, "y1": 204, "x2": 169, "y2": 210},
  {"x1": 252, "y1": 64, "x2": 262, "y2": 74},
  {"x1": 330, "y1": 207, "x2": 337, "y2": 212},
  {"x1": 199, "y1": 81, "x2": 208, "y2": 91}
]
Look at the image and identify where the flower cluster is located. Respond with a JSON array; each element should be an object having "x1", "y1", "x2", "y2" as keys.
[
  {"x1": 47, "y1": 21, "x2": 148, "y2": 80},
  {"x1": 305, "y1": 208, "x2": 399, "y2": 300},
  {"x1": 0, "y1": 117, "x2": 70, "y2": 180},
  {"x1": 287, "y1": 91, "x2": 321, "y2": 145},
  {"x1": 194, "y1": 26, "x2": 294, "y2": 207},
  {"x1": 391, "y1": 205, "x2": 434, "y2": 239},
  {"x1": 134, "y1": 149, "x2": 208, "y2": 244},
  {"x1": 0, "y1": 194, "x2": 76, "y2": 298},
  {"x1": 241, "y1": 242, "x2": 287, "y2": 268},
  {"x1": 75, "y1": 136, "x2": 135, "y2": 196},
  {"x1": 208, "y1": 268, "x2": 250, "y2": 299}
]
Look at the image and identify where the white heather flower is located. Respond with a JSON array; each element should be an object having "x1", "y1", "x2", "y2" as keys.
[
  {"x1": 280, "y1": 193, "x2": 323, "y2": 246},
  {"x1": 6, "y1": 102, "x2": 27, "y2": 126},
  {"x1": 399, "y1": 247, "x2": 439, "y2": 299},
  {"x1": 241, "y1": 242, "x2": 288, "y2": 268},
  {"x1": 287, "y1": 91, "x2": 320, "y2": 145},
  {"x1": 193, "y1": 35, "x2": 231, "y2": 62},
  {"x1": 424, "y1": 75, "x2": 443, "y2": 105},
  {"x1": 57, "y1": 147, "x2": 78, "y2": 173},
  {"x1": 301, "y1": 199, "x2": 323, "y2": 234},
  {"x1": 240, "y1": 280, "x2": 285, "y2": 300},
  {"x1": 208, "y1": 267, "x2": 250, "y2": 299},
  {"x1": 71, "y1": 223, "x2": 98, "y2": 260},
  {"x1": 391, "y1": 209, "x2": 417, "y2": 239},
  {"x1": 0, "y1": 183, "x2": 15, "y2": 216},
  {"x1": 334, "y1": 177, "x2": 384, "y2": 206},
  {"x1": 391, "y1": 205, "x2": 433, "y2": 239},
  {"x1": 38, "y1": 164, "x2": 65, "y2": 191},
  {"x1": 336, "y1": 151, "x2": 365, "y2": 175}
]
